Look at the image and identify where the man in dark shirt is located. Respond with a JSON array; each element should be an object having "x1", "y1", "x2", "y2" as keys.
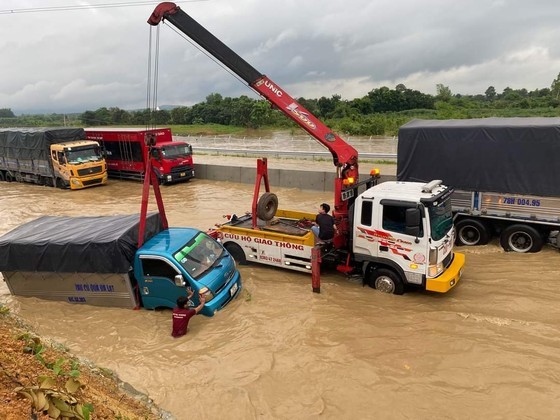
[
  {"x1": 171, "y1": 289, "x2": 206, "y2": 338},
  {"x1": 311, "y1": 203, "x2": 336, "y2": 243}
]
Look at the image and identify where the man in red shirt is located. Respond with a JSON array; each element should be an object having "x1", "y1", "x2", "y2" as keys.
[{"x1": 171, "y1": 289, "x2": 206, "y2": 338}]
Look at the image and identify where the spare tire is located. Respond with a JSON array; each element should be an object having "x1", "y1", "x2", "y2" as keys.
[{"x1": 256, "y1": 192, "x2": 278, "y2": 221}]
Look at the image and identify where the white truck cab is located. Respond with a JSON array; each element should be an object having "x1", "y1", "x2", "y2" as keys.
[{"x1": 353, "y1": 180, "x2": 465, "y2": 294}]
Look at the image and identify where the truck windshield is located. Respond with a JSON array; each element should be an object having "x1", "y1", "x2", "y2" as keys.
[
  {"x1": 173, "y1": 233, "x2": 224, "y2": 280},
  {"x1": 65, "y1": 146, "x2": 103, "y2": 164},
  {"x1": 160, "y1": 144, "x2": 191, "y2": 159},
  {"x1": 428, "y1": 199, "x2": 454, "y2": 242}
]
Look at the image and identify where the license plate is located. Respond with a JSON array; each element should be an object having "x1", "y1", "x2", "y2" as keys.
[
  {"x1": 230, "y1": 282, "x2": 238, "y2": 296},
  {"x1": 180, "y1": 172, "x2": 186, "y2": 177}
]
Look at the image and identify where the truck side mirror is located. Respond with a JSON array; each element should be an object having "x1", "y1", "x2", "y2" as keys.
[
  {"x1": 405, "y1": 208, "x2": 421, "y2": 238},
  {"x1": 151, "y1": 148, "x2": 160, "y2": 160},
  {"x1": 174, "y1": 274, "x2": 185, "y2": 287}
]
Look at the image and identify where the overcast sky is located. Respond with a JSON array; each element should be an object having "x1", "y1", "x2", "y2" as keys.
[{"x1": 2, "y1": 0, "x2": 560, "y2": 115}]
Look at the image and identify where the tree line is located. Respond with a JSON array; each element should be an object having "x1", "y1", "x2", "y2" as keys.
[{"x1": 2, "y1": 73, "x2": 560, "y2": 136}]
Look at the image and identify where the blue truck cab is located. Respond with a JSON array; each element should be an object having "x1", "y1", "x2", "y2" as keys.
[{"x1": 135, "y1": 227, "x2": 242, "y2": 317}]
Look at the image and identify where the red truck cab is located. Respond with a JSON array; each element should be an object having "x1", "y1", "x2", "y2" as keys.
[{"x1": 84, "y1": 127, "x2": 194, "y2": 184}]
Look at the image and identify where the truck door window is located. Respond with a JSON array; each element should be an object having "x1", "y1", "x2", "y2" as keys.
[
  {"x1": 57, "y1": 152, "x2": 66, "y2": 164},
  {"x1": 360, "y1": 200, "x2": 373, "y2": 226},
  {"x1": 382, "y1": 204, "x2": 424, "y2": 237},
  {"x1": 141, "y1": 258, "x2": 179, "y2": 282}
]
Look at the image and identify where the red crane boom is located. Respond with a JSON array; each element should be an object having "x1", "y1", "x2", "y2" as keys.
[{"x1": 148, "y1": 2, "x2": 360, "y2": 248}]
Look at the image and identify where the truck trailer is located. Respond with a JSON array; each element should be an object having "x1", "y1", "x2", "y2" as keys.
[
  {"x1": 0, "y1": 213, "x2": 242, "y2": 316},
  {"x1": 148, "y1": 3, "x2": 465, "y2": 295},
  {"x1": 84, "y1": 127, "x2": 194, "y2": 184},
  {"x1": 397, "y1": 118, "x2": 560, "y2": 253},
  {"x1": 0, "y1": 128, "x2": 107, "y2": 189}
]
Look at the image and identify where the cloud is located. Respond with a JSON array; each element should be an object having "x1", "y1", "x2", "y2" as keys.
[{"x1": 1, "y1": 0, "x2": 560, "y2": 114}]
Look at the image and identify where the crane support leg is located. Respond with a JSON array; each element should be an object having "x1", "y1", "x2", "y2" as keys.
[{"x1": 311, "y1": 245, "x2": 322, "y2": 293}]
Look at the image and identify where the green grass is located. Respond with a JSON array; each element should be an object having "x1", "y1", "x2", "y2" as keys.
[{"x1": 170, "y1": 124, "x2": 277, "y2": 137}]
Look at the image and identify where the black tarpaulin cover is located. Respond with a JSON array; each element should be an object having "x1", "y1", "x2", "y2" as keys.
[
  {"x1": 0, "y1": 213, "x2": 163, "y2": 274},
  {"x1": 0, "y1": 128, "x2": 86, "y2": 160},
  {"x1": 397, "y1": 118, "x2": 560, "y2": 197}
]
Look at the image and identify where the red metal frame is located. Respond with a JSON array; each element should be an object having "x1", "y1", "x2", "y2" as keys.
[
  {"x1": 251, "y1": 158, "x2": 271, "y2": 229},
  {"x1": 137, "y1": 143, "x2": 169, "y2": 248}
]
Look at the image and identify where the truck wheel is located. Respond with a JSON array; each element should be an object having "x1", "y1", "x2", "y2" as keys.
[
  {"x1": 455, "y1": 218, "x2": 491, "y2": 246},
  {"x1": 368, "y1": 268, "x2": 404, "y2": 295},
  {"x1": 224, "y1": 242, "x2": 248, "y2": 265},
  {"x1": 5, "y1": 173, "x2": 13, "y2": 182},
  {"x1": 500, "y1": 224, "x2": 543, "y2": 253},
  {"x1": 0, "y1": 172, "x2": 4, "y2": 181},
  {"x1": 256, "y1": 192, "x2": 278, "y2": 221}
]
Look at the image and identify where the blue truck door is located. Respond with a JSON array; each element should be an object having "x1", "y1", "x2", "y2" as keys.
[{"x1": 137, "y1": 256, "x2": 188, "y2": 309}]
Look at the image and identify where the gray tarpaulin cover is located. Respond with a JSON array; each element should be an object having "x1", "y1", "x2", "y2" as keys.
[
  {"x1": 0, "y1": 128, "x2": 86, "y2": 160},
  {"x1": 397, "y1": 118, "x2": 560, "y2": 197},
  {"x1": 0, "y1": 213, "x2": 163, "y2": 274}
]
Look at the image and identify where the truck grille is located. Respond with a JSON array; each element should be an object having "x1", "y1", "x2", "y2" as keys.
[
  {"x1": 82, "y1": 178, "x2": 104, "y2": 186},
  {"x1": 171, "y1": 165, "x2": 193, "y2": 174},
  {"x1": 77, "y1": 166, "x2": 103, "y2": 176}
]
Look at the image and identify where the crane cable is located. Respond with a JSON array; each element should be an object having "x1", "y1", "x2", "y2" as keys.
[
  {"x1": 146, "y1": 25, "x2": 161, "y2": 131},
  {"x1": 165, "y1": 23, "x2": 255, "y2": 94},
  {"x1": 146, "y1": 17, "x2": 260, "y2": 133}
]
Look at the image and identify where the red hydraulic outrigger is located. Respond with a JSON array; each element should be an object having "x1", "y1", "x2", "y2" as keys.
[{"x1": 137, "y1": 133, "x2": 168, "y2": 248}]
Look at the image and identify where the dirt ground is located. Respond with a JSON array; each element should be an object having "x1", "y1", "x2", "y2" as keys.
[{"x1": 0, "y1": 309, "x2": 168, "y2": 420}]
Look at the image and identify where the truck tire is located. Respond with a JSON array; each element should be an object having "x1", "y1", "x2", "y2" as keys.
[
  {"x1": 500, "y1": 224, "x2": 543, "y2": 253},
  {"x1": 224, "y1": 242, "x2": 248, "y2": 265},
  {"x1": 455, "y1": 218, "x2": 491, "y2": 246},
  {"x1": 5, "y1": 173, "x2": 13, "y2": 182},
  {"x1": 256, "y1": 192, "x2": 278, "y2": 221},
  {"x1": 55, "y1": 178, "x2": 66, "y2": 189},
  {"x1": 0, "y1": 172, "x2": 4, "y2": 181},
  {"x1": 368, "y1": 268, "x2": 404, "y2": 295}
]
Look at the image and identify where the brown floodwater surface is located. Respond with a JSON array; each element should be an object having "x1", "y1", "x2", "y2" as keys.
[{"x1": 1, "y1": 174, "x2": 560, "y2": 419}]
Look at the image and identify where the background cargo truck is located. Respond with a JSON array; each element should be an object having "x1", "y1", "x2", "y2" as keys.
[
  {"x1": 0, "y1": 127, "x2": 107, "y2": 189},
  {"x1": 397, "y1": 117, "x2": 560, "y2": 253},
  {"x1": 0, "y1": 213, "x2": 242, "y2": 317},
  {"x1": 84, "y1": 127, "x2": 194, "y2": 184}
]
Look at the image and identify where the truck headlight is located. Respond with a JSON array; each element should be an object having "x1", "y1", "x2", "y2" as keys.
[
  {"x1": 199, "y1": 286, "x2": 214, "y2": 302},
  {"x1": 428, "y1": 262, "x2": 443, "y2": 277},
  {"x1": 71, "y1": 179, "x2": 81, "y2": 186}
]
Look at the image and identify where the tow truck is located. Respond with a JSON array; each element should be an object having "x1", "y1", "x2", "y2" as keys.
[{"x1": 148, "y1": 3, "x2": 465, "y2": 294}]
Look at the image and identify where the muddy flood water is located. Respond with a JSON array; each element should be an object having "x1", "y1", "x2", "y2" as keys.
[{"x1": 1, "y1": 174, "x2": 560, "y2": 419}]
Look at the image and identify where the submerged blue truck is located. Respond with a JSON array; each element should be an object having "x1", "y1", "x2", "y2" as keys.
[{"x1": 0, "y1": 213, "x2": 241, "y2": 316}]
